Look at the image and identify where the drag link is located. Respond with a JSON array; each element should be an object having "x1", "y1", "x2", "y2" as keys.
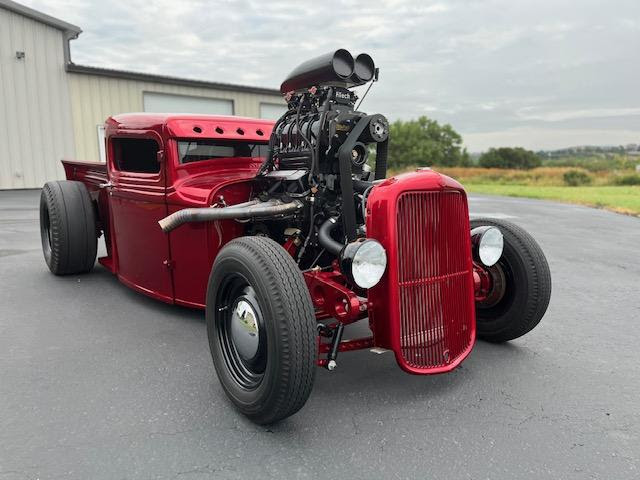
[{"x1": 326, "y1": 323, "x2": 344, "y2": 371}]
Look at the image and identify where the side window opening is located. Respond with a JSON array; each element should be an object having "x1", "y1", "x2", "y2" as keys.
[{"x1": 112, "y1": 138, "x2": 160, "y2": 173}]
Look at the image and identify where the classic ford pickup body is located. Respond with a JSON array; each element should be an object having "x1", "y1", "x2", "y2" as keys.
[{"x1": 40, "y1": 50, "x2": 551, "y2": 424}]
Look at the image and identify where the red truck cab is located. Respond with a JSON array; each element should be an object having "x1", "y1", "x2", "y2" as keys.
[{"x1": 63, "y1": 114, "x2": 272, "y2": 307}]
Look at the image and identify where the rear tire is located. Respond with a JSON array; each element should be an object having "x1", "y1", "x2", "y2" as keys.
[
  {"x1": 206, "y1": 236, "x2": 317, "y2": 424},
  {"x1": 40, "y1": 181, "x2": 98, "y2": 275},
  {"x1": 471, "y1": 218, "x2": 551, "y2": 342}
]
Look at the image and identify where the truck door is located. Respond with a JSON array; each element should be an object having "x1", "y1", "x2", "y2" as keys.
[{"x1": 107, "y1": 134, "x2": 173, "y2": 302}]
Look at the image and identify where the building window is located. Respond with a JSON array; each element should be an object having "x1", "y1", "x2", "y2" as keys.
[
  {"x1": 260, "y1": 102, "x2": 287, "y2": 119},
  {"x1": 112, "y1": 138, "x2": 160, "y2": 174},
  {"x1": 143, "y1": 92, "x2": 233, "y2": 115}
]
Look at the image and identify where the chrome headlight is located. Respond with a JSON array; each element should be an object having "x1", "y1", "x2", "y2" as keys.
[
  {"x1": 471, "y1": 226, "x2": 504, "y2": 267},
  {"x1": 341, "y1": 239, "x2": 387, "y2": 289}
]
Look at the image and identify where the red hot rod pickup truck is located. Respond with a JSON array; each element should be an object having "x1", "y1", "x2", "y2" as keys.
[{"x1": 40, "y1": 49, "x2": 551, "y2": 424}]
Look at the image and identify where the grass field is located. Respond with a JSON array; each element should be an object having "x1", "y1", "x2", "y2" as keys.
[
  {"x1": 388, "y1": 166, "x2": 640, "y2": 216},
  {"x1": 435, "y1": 166, "x2": 639, "y2": 187},
  {"x1": 463, "y1": 184, "x2": 640, "y2": 216}
]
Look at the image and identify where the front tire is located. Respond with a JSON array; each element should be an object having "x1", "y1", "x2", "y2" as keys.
[
  {"x1": 206, "y1": 236, "x2": 317, "y2": 424},
  {"x1": 40, "y1": 181, "x2": 98, "y2": 275},
  {"x1": 471, "y1": 218, "x2": 551, "y2": 343}
]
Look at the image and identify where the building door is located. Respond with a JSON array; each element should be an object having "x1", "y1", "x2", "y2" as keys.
[
  {"x1": 108, "y1": 134, "x2": 173, "y2": 302},
  {"x1": 259, "y1": 102, "x2": 287, "y2": 119}
]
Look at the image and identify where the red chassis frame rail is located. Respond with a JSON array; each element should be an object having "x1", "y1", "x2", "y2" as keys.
[{"x1": 303, "y1": 267, "x2": 372, "y2": 367}]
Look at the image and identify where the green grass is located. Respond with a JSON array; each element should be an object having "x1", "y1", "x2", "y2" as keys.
[{"x1": 464, "y1": 184, "x2": 640, "y2": 216}]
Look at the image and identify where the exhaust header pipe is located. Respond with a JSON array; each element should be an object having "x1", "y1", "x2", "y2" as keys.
[{"x1": 158, "y1": 199, "x2": 303, "y2": 233}]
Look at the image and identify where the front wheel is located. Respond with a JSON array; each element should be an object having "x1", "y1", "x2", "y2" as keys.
[
  {"x1": 206, "y1": 236, "x2": 317, "y2": 425},
  {"x1": 471, "y1": 218, "x2": 551, "y2": 343}
]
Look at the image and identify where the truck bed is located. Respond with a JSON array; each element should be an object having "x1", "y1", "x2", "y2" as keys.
[{"x1": 61, "y1": 160, "x2": 107, "y2": 191}]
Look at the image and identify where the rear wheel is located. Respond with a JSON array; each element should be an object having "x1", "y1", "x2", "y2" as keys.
[
  {"x1": 206, "y1": 236, "x2": 317, "y2": 424},
  {"x1": 471, "y1": 218, "x2": 551, "y2": 342},
  {"x1": 40, "y1": 181, "x2": 97, "y2": 275}
]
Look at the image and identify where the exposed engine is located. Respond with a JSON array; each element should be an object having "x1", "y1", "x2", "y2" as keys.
[
  {"x1": 157, "y1": 48, "x2": 391, "y2": 289},
  {"x1": 254, "y1": 49, "x2": 390, "y2": 280}
]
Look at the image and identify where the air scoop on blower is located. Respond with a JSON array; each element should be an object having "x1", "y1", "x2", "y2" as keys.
[{"x1": 280, "y1": 49, "x2": 376, "y2": 93}]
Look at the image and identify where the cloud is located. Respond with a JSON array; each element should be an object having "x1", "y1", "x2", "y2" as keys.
[
  {"x1": 464, "y1": 127, "x2": 640, "y2": 151},
  {"x1": 518, "y1": 107, "x2": 640, "y2": 123},
  {"x1": 21, "y1": 0, "x2": 640, "y2": 151}
]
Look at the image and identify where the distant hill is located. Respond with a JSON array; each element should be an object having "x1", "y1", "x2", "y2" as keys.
[
  {"x1": 535, "y1": 145, "x2": 640, "y2": 171},
  {"x1": 467, "y1": 144, "x2": 640, "y2": 168},
  {"x1": 537, "y1": 144, "x2": 640, "y2": 157}
]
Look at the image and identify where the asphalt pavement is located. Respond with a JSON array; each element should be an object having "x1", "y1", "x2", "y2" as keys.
[{"x1": 1, "y1": 189, "x2": 638, "y2": 479}]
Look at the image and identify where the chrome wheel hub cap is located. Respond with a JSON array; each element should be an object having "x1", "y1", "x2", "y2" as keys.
[{"x1": 230, "y1": 299, "x2": 260, "y2": 361}]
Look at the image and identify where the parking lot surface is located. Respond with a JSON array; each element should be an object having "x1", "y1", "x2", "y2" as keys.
[{"x1": 1, "y1": 189, "x2": 638, "y2": 479}]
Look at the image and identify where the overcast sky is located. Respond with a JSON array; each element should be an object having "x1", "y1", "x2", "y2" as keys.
[{"x1": 24, "y1": 0, "x2": 640, "y2": 151}]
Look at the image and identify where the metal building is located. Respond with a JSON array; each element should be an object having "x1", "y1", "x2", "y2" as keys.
[{"x1": 0, "y1": 0, "x2": 285, "y2": 189}]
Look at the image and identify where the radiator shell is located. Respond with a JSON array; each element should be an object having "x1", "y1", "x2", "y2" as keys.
[{"x1": 366, "y1": 169, "x2": 476, "y2": 374}]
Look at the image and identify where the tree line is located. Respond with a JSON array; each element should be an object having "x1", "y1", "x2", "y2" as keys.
[{"x1": 387, "y1": 117, "x2": 541, "y2": 170}]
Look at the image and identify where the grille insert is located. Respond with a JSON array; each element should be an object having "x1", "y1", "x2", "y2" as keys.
[{"x1": 396, "y1": 191, "x2": 474, "y2": 369}]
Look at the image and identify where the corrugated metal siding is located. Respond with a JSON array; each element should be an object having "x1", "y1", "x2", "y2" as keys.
[
  {"x1": 68, "y1": 73, "x2": 285, "y2": 162},
  {"x1": 0, "y1": 7, "x2": 75, "y2": 189}
]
